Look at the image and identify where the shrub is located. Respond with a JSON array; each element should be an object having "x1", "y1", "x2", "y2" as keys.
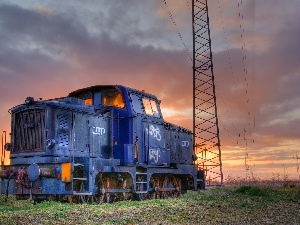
[{"x1": 234, "y1": 186, "x2": 269, "y2": 197}]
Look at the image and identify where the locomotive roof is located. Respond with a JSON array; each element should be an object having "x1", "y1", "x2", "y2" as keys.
[{"x1": 68, "y1": 85, "x2": 159, "y2": 100}]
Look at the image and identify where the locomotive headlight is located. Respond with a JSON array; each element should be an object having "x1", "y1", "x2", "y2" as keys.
[{"x1": 46, "y1": 139, "x2": 56, "y2": 149}]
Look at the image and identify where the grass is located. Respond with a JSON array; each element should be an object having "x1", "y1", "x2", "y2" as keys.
[{"x1": 0, "y1": 186, "x2": 299, "y2": 224}]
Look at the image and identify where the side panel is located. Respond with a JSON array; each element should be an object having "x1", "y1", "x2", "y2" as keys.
[
  {"x1": 57, "y1": 111, "x2": 111, "y2": 158},
  {"x1": 178, "y1": 131, "x2": 193, "y2": 164},
  {"x1": 88, "y1": 115, "x2": 111, "y2": 159},
  {"x1": 54, "y1": 109, "x2": 73, "y2": 157},
  {"x1": 143, "y1": 121, "x2": 169, "y2": 166},
  {"x1": 165, "y1": 124, "x2": 193, "y2": 165},
  {"x1": 73, "y1": 113, "x2": 89, "y2": 156}
]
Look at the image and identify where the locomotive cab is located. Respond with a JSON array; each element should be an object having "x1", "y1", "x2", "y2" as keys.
[{"x1": 69, "y1": 85, "x2": 167, "y2": 166}]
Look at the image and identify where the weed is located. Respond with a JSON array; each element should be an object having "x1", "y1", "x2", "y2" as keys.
[
  {"x1": 234, "y1": 186, "x2": 269, "y2": 197},
  {"x1": 54, "y1": 211, "x2": 66, "y2": 219},
  {"x1": 0, "y1": 187, "x2": 299, "y2": 224}
]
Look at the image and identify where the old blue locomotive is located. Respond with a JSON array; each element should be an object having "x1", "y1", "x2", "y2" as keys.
[{"x1": 0, "y1": 85, "x2": 204, "y2": 202}]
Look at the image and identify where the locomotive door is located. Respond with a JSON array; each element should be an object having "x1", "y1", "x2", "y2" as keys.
[
  {"x1": 89, "y1": 116, "x2": 111, "y2": 159},
  {"x1": 143, "y1": 121, "x2": 165, "y2": 165}
]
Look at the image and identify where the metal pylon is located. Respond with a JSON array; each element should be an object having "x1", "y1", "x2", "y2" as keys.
[{"x1": 192, "y1": 0, "x2": 223, "y2": 185}]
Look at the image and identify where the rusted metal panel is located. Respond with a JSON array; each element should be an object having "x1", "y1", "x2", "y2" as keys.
[{"x1": 13, "y1": 108, "x2": 45, "y2": 152}]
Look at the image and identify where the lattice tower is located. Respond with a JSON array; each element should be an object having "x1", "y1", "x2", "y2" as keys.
[{"x1": 192, "y1": 0, "x2": 223, "y2": 185}]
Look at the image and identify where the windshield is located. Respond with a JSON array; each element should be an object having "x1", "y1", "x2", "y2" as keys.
[
  {"x1": 131, "y1": 93, "x2": 161, "y2": 118},
  {"x1": 142, "y1": 98, "x2": 160, "y2": 117}
]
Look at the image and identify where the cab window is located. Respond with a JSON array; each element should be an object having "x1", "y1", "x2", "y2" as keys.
[
  {"x1": 75, "y1": 92, "x2": 93, "y2": 105},
  {"x1": 142, "y1": 97, "x2": 161, "y2": 118},
  {"x1": 130, "y1": 94, "x2": 144, "y2": 114},
  {"x1": 102, "y1": 88, "x2": 125, "y2": 108},
  {"x1": 142, "y1": 98, "x2": 152, "y2": 115},
  {"x1": 150, "y1": 99, "x2": 159, "y2": 116}
]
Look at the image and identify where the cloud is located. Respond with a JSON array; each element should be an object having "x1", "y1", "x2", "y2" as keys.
[{"x1": 0, "y1": 2, "x2": 193, "y2": 126}]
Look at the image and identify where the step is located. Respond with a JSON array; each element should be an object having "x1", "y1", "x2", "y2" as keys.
[
  {"x1": 73, "y1": 177, "x2": 87, "y2": 181},
  {"x1": 73, "y1": 191, "x2": 92, "y2": 196},
  {"x1": 104, "y1": 188, "x2": 131, "y2": 193},
  {"x1": 136, "y1": 172, "x2": 147, "y2": 175},
  {"x1": 136, "y1": 181, "x2": 147, "y2": 184},
  {"x1": 74, "y1": 163, "x2": 85, "y2": 167},
  {"x1": 135, "y1": 191, "x2": 148, "y2": 194}
]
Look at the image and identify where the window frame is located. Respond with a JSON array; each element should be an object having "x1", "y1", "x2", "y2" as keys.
[{"x1": 130, "y1": 93, "x2": 161, "y2": 118}]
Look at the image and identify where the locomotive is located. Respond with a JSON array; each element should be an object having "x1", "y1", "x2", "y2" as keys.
[{"x1": 0, "y1": 85, "x2": 204, "y2": 202}]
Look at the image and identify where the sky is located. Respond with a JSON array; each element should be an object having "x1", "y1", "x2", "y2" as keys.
[{"x1": 0, "y1": 0, "x2": 299, "y2": 181}]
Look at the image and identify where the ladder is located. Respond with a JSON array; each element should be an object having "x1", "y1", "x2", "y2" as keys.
[
  {"x1": 135, "y1": 171, "x2": 148, "y2": 194},
  {"x1": 73, "y1": 163, "x2": 91, "y2": 195}
]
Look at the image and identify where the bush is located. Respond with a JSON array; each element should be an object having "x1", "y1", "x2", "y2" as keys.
[{"x1": 234, "y1": 186, "x2": 269, "y2": 197}]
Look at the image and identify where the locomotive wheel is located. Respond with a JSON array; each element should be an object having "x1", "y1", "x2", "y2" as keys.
[
  {"x1": 47, "y1": 195, "x2": 56, "y2": 201},
  {"x1": 67, "y1": 195, "x2": 82, "y2": 203},
  {"x1": 150, "y1": 192, "x2": 157, "y2": 199},
  {"x1": 105, "y1": 193, "x2": 111, "y2": 203},
  {"x1": 67, "y1": 195, "x2": 73, "y2": 203},
  {"x1": 162, "y1": 178, "x2": 169, "y2": 199},
  {"x1": 150, "y1": 174, "x2": 184, "y2": 199},
  {"x1": 138, "y1": 193, "x2": 146, "y2": 201},
  {"x1": 67, "y1": 194, "x2": 99, "y2": 204}
]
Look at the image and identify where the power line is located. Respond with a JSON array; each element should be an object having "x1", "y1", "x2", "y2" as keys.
[{"x1": 162, "y1": 0, "x2": 193, "y2": 62}]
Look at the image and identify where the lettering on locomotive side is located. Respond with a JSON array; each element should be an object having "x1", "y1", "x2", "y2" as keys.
[
  {"x1": 149, "y1": 148, "x2": 161, "y2": 164},
  {"x1": 182, "y1": 141, "x2": 189, "y2": 147},
  {"x1": 92, "y1": 126, "x2": 106, "y2": 135},
  {"x1": 146, "y1": 125, "x2": 161, "y2": 141}
]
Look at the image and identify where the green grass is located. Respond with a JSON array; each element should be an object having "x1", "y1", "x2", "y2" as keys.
[{"x1": 0, "y1": 186, "x2": 299, "y2": 224}]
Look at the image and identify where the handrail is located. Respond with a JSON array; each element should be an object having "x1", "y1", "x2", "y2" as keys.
[{"x1": 1, "y1": 131, "x2": 6, "y2": 165}]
